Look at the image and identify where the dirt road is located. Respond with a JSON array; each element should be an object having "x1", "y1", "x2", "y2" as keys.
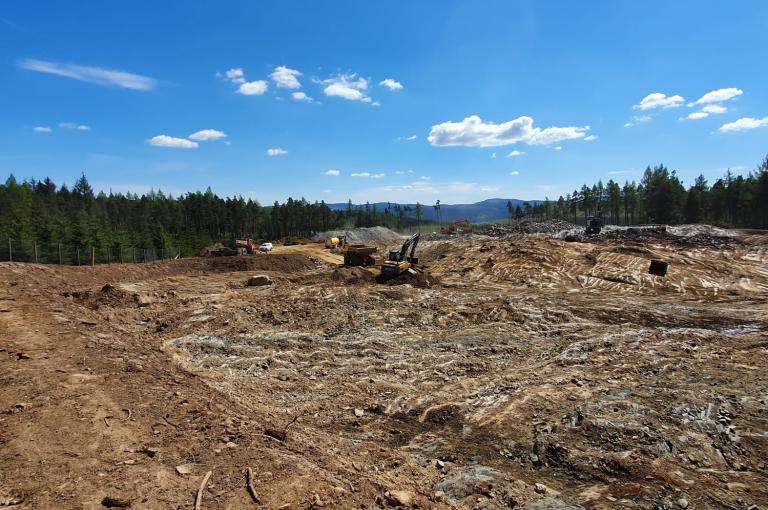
[{"x1": 1, "y1": 233, "x2": 766, "y2": 509}]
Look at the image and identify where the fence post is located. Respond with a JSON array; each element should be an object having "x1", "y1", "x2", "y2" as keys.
[
  {"x1": 120, "y1": 246, "x2": 124, "y2": 264},
  {"x1": 58, "y1": 243, "x2": 62, "y2": 264},
  {"x1": 76, "y1": 247, "x2": 80, "y2": 266},
  {"x1": 91, "y1": 247, "x2": 95, "y2": 266},
  {"x1": 8, "y1": 238, "x2": 11, "y2": 262},
  {"x1": 34, "y1": 241, "x2": 38, "y2": 263},
  {"x1": 132, "y1": 247, "x2": 136, "y2": 263}
]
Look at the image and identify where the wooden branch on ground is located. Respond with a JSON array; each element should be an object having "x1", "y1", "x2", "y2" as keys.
[
  {"x1": 245, "y1": 467, "x2": 261, "y2": 504},
  {"x1": 194, "y1": 470, "x2": 212, "y2": 510}
]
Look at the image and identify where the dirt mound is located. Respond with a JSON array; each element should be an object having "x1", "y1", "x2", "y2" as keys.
[
  {"x1": 480, "y1": 220, "x2": 579, "y2": 237},
  {"x1": 330, "y1": 266, "x2": 376, "y2": 285},
  {"x1": 199, "y1": 242, "x2": 238, "y2": 257},
  {"x1": 565, "y1": 225, "x2": 741, "y2": 247},
  {"x1": 204, "y1": 254, "x2": 321, "y2": 273},
  {"x1": 313, "y1": 226, "x2": 403, "y2": 244},
  {"x1": 62, "y1": 283, "x2": 136, "y2": 309}
]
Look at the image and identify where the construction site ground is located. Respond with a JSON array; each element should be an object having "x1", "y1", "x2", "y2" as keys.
[{"x1": 1, "y1": 228, "x2": 767, "y2": 509}]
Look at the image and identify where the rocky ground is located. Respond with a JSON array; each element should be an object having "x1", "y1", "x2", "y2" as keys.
[{"x1": 1, "y1": 228, "x2": 767, "y2": 509}]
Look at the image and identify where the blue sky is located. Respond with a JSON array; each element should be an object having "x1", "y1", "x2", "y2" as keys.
[{"x1": 1, "y1": 1, "x2": 767, "y2": 204}]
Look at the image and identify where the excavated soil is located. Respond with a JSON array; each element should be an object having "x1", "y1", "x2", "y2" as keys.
[{"x1": 1, "y1": 231, "x2": 767, "y2": 509}]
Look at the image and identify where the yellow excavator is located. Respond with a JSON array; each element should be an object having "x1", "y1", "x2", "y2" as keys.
[{"x1": 379, "y1": 233, "x2": 420, "y2": 281}]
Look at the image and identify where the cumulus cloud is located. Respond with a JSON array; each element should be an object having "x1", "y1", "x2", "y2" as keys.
[
  {"x1": 325, "y1": 169, "x2": 340, "y2": 177},
  {"x1": 225, "y1": 68, "x2": 245, "y2": 84},
  {"x1": 379, "y1": 78, "x2": 403, "y2": 91},
  {"x1": 266, "y1": 148, "x2": 288, "y2": 156},
  {"x1": 318, "y1": 73, "x2": 372, "y2": 103},
  {"x1": 633, "y1": 92, "x2": 685, "y2": 110},
  {"x1": 584, "y1": 134, "x2": 598, "y2": 141},
  {"x1": 702, "y1": 104, "x2": 727, "y2": 114},
  {"x1": 554, "y1": 146, "x2": 563, "y2": 151},
  {"x1": 292, "y1": 91, "x2": 313, "y2": 102},
  {"x1": 33, "y1": 126, "x2": 51, "y2": 133},
  {"x1": 147, "y1": 135, "x2": 198, "y2": 149},
  {"x1": 510, "y1": 171, "x2": 520, "y2": 176},
  {"x1": 507, "y1": 150, "x2": 525, "y2": 157},
  {"x1": 624, "y1": 115, "x2": 652, "y2": 127},
  {"x1": 270, "y1": 66, "x2": 302, "y2": 89},
  {"x1": 719, "y1": 116, "x2": 768, "y2": 132},
  {"x1": 189, "y1": 129, "x2": 227, "y2": 141},
  {"x1": 351, "y1": 172, "x2": 385, "y2": 178},
  {"x1": 684, "y1": 112, "x2": 710, "y2": 120},
  {"x1": 693, "y1": 87, "x2": 742, "y2": 105},
  {"x1": 427, "y1": 115, "x2": 590, "y2": 148},
  {"x1": 20, "y1": 58, "x2": 157, "y2": 91},
  {"x1": 59, "y1": 122, "x2": 90, "y2": 131},
  {"x1": 238, "y1": 80, "x2": 268, "y2": 96}
]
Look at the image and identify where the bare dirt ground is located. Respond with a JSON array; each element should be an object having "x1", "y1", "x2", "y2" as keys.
[{"x1": 1, "y1": 230, "x2": 767, "y2": 509}]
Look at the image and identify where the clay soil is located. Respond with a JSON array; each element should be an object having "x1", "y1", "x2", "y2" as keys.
[{"x1": 1, "y1": 232, "x2": 767, "y2": 509}]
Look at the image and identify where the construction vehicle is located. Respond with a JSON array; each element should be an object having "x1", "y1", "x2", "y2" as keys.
[
  {"x1": 325, "y1": 235, "x2": 347, "y2": 253},
  {"x1": 235, "y1": 238, "x2": 259, "y2": 254},
  {"x1": 379, "y1": 233, "x2": 420, "y2": 281},
  {"x1": 441, "y1": 219, "x2": 472, "y2": 235},
  {"x1": 343, "y1": 244, "x2": 377, "y2": 266},
  {"x1": 585, "y1": 211, "x2": 604, "y2": 235}
]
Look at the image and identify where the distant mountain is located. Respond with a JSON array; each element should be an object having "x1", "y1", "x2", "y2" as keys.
[{"x1": 327, "y1": 198, "x2": 543, "y2": 223}]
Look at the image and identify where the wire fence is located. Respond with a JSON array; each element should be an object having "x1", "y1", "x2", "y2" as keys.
[{"x1": 0, "y1": 238, "x2": 182, "y2": 265}]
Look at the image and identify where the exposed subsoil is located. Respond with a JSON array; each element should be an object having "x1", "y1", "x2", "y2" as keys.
[{"x1": 1, "y1": 230, "x2": 766, "y2": 509}]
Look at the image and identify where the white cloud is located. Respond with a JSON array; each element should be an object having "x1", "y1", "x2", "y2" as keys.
[
  {"x1": 33, "y1": 126, "x2": 51, "y2": 133},
  {"x1": 59, "y1": 122, "x2": 90, "y2": 131},
  {"x1": 702, "y1": 104, "x2": 727, "y2": 114},
  {"x1": 633, "y1": 92, "x2": 685, "y2": 110},
  {"x1": 396, "y1": 135, "x2": 417, "y2": 141},
  {"x1": 608, "y1": 170, "x2": 634, "y2": 175},
  {"x1": 225, "y1": 68, "x2": 245, "y2": 84},
  {"x1": 428, "y1": 115, "x2": 590, "y2": 148},
  {"x1": 510, "y1": 171, "x2": 520, "y2": 176},
  {"x1": 507, "y1": 150, "x2": 525, "y2": 157},
  {"x1": 379, "y1": 78, "x2": 403, "y2": 91},
  {"x1": 350, "y1": 172, "x2": 385, "y2": 178},
  {"x1": 718, "y1": 116, "x2": 768, "y2": 133},
  {"x1": 420, "y1": 176, "x2": 431, "y2": 180},
  {"x1": 584, "y1": 134, "x2": 598, "y2": 141},
  {"x1": 684, "y1": 111, "x2": 710, "y2": 120},
  {"x1": 491, "y1": 152, "x2": 497, "y2": 159},
  {"x1": 624, "y1": 115, "x2": 652, "y2": 127},
  {"x1": 554, "y1": 146, "x2": 563, "y2": 151},
  {"x1": 266, "y1": 148, "x2": 288, "y2": 156},
  {"x1": 270, "y1": 66, "x2": 302, "y2": 89},
  {"x1": 693, "y1": 87, "x2": 742, "y2": 105},
  {"x1": 292, "y1": 91, "x2": 313, "y2": 102},
  {"x1": 147, "y1": 135, "x2": 198, "y2": 149},
  {"x1": 318, "y1": 73, "x2": 372, "y2": 103},
  {"x1": 189, "y1": 129, "x2": 227, "y2": 141},
  {"x1": 238, "y1": 80, "x2": 268, "y2": 96},
  {"x1": 325, "y1": 169, "x2": 340, "y2": 177},
  {"x1": 20, "y1": 59, "x2": 157, "y2": 91}
]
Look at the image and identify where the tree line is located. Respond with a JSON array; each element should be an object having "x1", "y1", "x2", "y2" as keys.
[
  {"x1": 0, "y1": 174, "x2": 424, "y2": 257},
  {"x1": 1, "y1": 154, "x2": 766, "y2": 259},
  {"x1": 505, "y1": 154, "x2": 768, "y2": 228}
]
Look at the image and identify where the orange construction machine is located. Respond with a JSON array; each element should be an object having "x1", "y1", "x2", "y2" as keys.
[{"x1": 440, "y1": 219, "x2": 472, "y2": 235}]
